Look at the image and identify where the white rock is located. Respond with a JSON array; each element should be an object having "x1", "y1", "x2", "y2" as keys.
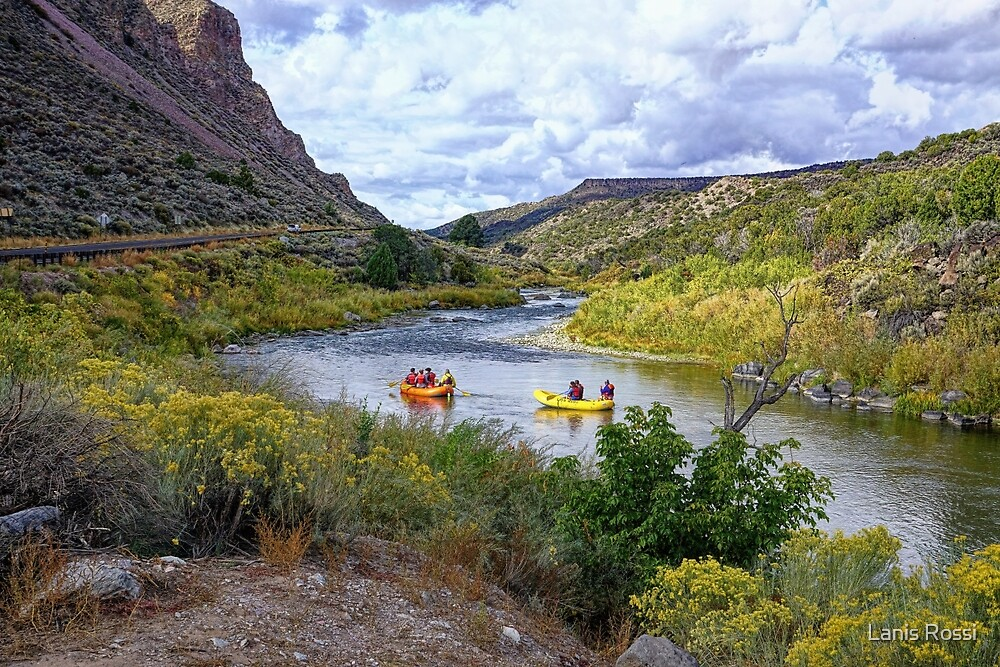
[
  {"x1": 294, "y1": 652, "x2": 308, "y2": 662},
  {"x1": 221, "y1": 344, "x2": 241, "y2": 354},
  {"x1": 307, "y1": 573, "x2": 327, "y2": 587},
  {"x1": 158, "y1": 556, "x2": 187, "y2": 566},
  {"x1": 502, "y1": 626, "x2": 521, "y2": 643},
  {"x1": 211, "y1": 638, "x2": 229, "y2": 649},
  {"x1": 58, "y1": 561, "x2": 141, "y2": 600}
]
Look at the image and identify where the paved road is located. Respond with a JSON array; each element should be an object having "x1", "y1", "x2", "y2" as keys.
[{"x1": 0, "y1": 228, "x2": 339, "y2": 264}]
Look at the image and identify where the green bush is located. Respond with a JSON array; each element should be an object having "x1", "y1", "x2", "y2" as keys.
[
  {"x1": 365, "y1": 242, "x2": 398, "y2": 289},
  {"x1": 175, "y1": 151, "x2": 195, "y2": 169}
]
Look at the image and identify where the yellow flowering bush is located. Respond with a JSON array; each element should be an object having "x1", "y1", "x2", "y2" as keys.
[
  {"x1": 634, "y1": 530, "x2": 1000, "y2": 667},
  {"x1": 355, "y1": 445, "x2": 450, "y2": 533},
  {"x1": 632, "y1": 557, "x2": 793, "y2": 662}
]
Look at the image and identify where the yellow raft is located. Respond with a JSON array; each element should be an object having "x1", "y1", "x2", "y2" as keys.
[
  {"x1": 533, "y1": 388, "x2": 614, "y2": 411},
  {"x1": 401, "y1": 383, "x2": 454, "y2": 398}
]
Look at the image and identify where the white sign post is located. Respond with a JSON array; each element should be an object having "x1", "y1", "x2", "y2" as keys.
[{"x1": 98, "y1": 212, "x2": 110, "y2": 229}]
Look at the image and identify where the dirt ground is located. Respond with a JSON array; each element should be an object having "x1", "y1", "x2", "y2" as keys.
[{"x1": 2, "y1": 537, "x2": 609, "y2": 667}]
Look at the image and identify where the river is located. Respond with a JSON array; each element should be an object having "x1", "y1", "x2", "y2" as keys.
[{"x1": 244, "y1": 291, "x2": 1000, "y2": 565}]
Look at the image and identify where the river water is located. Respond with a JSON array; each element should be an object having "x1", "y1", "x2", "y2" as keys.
[{"x1": 246, "y1": 291, "x2": 1000, "y2": 564}]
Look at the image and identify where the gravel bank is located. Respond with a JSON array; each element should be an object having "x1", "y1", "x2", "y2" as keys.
[{"x1": 506, "y1": 319, "x2": 704, "y2": 364}]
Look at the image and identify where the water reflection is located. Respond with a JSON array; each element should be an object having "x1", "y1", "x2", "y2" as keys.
[
  {"x1": 399, "y1": 392, "x2": 455, "y2": 415},
  {"x1": 533, "y1": 407, "x2": 613, "y2": 436}
]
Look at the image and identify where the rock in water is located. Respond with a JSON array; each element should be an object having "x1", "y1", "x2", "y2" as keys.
[
  {"x1": 617, "y1": 635, "x2": 699, "y2": 667},
  {"x1": 344, "y1": 311, "x2": 362, "y2": 322}
]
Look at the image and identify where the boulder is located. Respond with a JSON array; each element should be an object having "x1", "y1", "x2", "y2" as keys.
[
  {"x1": 617, "y1": 634, "x2": 699, "y2": 667},
  {"x1": 429, "y1": 316, "x2": 449, "y2": 323},
  {"x1": 940, "y1": 390, "x2": 967, "y2": 405},
  {"x1": 808, "y1": 389, "x2": 833, "y2": 403},
  {"x1": 58, "y1": 561, "x2": 141, "y2": 600},
  {"x1": 947, "y1": 413, "x2": 975, "y2": 428},
  {"x1": 856, "y1": 387, "x2": 883, "y2": 401},
  {"x1": 869, "y1": 396, "x2": 897, "y2": 412},
  {"x1": 428, "y1": 300, "x2": 441, "y2": 310},
  {"x1": 533, "y1": 293, "x2": 552, "y2": 301},
  {"x1": 733, "y1": 361, "x2": 763, "y2": 378},
  {"x1": 553, "y1": 302, "x2": 567, "y2": 308},
  {"x1": 830, "y1": 379, "x2": 854, "y2": 398},
  {"x1": 221, "y1": 344, "x2": 241, "y2": 354},
  {"x1": 921, "y1": 410, "x2": 946, "y2": 421},
  {"x1": 343, "y1": 311, "x2": 362, "y2": 323},
  {"x1": 798, "y1": 368, "x2": 825, "y2": 385}
]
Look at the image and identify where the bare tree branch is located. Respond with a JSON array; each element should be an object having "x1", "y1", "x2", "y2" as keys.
[{"x1": 722, "y1": 283, "x2": 802, "y2": 432}]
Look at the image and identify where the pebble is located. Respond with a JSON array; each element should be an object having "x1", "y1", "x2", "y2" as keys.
[{"x1": 211, "y1": 638, "x2": 229, "y2": 649}]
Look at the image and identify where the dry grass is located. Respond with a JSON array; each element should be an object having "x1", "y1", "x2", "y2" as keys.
[
  {"x1": 121, "y1": 249, "x2": 153, "y2": 266},
  {"x1": 1, "y1": 536, "x2": 100, "y2": 636},
  {"x1": 256, "y1": 517, "x2": 313, "y2": 571},
  {"x1": 420, "y1": 522, "x2": 492, "y2": 602},
  {"x1": 593, "y1": 612, "x2": 637, "y2": 663}
]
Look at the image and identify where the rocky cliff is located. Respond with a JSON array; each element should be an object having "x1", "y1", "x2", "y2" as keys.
[{"x1": 0, "y1": 0, "x2": 387, "y2": 237}]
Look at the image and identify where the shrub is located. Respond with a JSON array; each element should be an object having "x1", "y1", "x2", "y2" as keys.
[
  {"x1": 634, "y1": 528, "x2": 1000, "y2": 667},
  {"x1": 365, "y1": 242, "x2": 398, "y2": 289},
  {"x1": 0, "y1": 379, "x2": 153, "y2": 542},
  {"x1": 108, "y1": 219, "x2": 132, "y2": 236},
  {"x1": 153, "y1": 202, "x2": 171, "y2": 226},
  {"x1": 206, "y1": 169, "x2": 230, "y2": 186},
  {"x1": 175, "y1": 151, "x2": 195, "y2": 169}
]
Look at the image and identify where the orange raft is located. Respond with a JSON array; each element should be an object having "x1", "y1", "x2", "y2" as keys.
[{"x1": 400, "y1": 383, "x2": 454, "y2": 398}]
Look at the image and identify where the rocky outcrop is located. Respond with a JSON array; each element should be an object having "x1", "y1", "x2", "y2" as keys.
[{"x1": 0, "y1": 0, "x2": 387, "y2": 236}]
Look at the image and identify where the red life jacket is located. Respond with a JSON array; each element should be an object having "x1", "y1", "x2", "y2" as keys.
[
  {"x1": 416, "y1": 373, "x2": 425, "y2": 386},
  {"x1": 572, "y1": 385, "x2": 583, "y2": 399},
  {"x1": 406, "y1": 373, "x2": 417, "y2": 384}
]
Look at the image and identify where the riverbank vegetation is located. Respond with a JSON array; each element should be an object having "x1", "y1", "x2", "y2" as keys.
[
  {"x1": 543, "y1": 127, "x2": 1000, "y2": 417},
  {"x1": 0, "y1": 237, "x2": 523, "y2": 358}
]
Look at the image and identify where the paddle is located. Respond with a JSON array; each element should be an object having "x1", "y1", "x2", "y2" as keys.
[
  {"x1": 387, "y1": 379, "x2": 402, "y2": 387},
  {"x1": 453, "y1": 386, "x2": 472, "y2": 397}
]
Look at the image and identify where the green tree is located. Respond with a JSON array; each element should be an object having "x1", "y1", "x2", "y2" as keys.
[
  {"x1": 953, "y1": 154, "x2": 1000, "y2": 223},
  {"x1": 372, "y1": 224, "x2": 417, "y2": 280},
  {"x1": 449, "y1": 214, "x2": 484, "y2": 247},
  {"x1": 365, "y1": 242, "x2": 398, "y2": 289}
]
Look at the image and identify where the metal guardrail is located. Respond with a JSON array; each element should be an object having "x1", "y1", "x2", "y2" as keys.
[{"x1": 0, "y1": 228, "x2": 341, "y2": 265}]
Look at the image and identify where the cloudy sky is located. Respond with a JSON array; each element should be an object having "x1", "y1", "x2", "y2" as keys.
[{"x1": 215, "y1": 0, "x2": 1000, "y2": 229}]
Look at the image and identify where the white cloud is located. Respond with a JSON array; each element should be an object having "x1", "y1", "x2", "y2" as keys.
[{"x1": 217, "y1": 0, "x2": 1000, "y2": 229}]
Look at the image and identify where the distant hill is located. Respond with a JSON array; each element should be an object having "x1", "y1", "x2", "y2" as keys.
[
  {"x1": 427, "y1": 162, "x2": 861, "y2": 244},
  {"x1": 497, "y1": 126, "x2": 1000, "y2": 271},
  {"x1": 0, "y1": 0, "x2": 387, "y2": 238}
]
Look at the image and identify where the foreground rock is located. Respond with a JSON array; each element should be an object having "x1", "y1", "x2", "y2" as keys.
[{"x1": 616, "y1": 635, "x2": 698, "y2": 667}]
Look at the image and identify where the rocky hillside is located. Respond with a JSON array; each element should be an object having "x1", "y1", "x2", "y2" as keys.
[
  {"x1": 428, "y1": 162, "x2": 858, "y2": 245},
  {"x1": 498, "y1": 127, "x2": 1000, "y2": 272},
  {"x1": 0, "y1": 0, "x2": 387, "y2": 238}
]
